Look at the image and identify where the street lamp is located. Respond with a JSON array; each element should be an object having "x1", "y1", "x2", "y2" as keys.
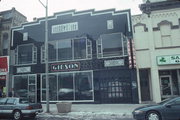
[{"x1": 38, "y1": 0, "x2": 50, "y2": 113}]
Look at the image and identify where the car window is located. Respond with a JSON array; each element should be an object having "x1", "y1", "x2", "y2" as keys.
[
  {"x1": 159, "y1": 98, "x2": 173, "y2": 105},
  {"x1": 19, "y1": 98, "x2": 29, "y2": 104},
  {"x1": 0, "y1": 98, "x2": 7, "y2": 105},
  {"x1": 174, "y1": 98, "x2": 180, "y2": 105},
  {"x1": 6, "y1": 98, "x2": 16, "y2": 105},
  {"x1": 158, "y1": 97, "x2": 176, "y2": 105}
]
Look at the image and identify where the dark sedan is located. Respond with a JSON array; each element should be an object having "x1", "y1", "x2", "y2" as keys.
[
  {"x1": 132, "y1": 97, "x2": 180, "y2": 120},
  {"x1": 0, "y1": 97, "x2": 43, "y2": 120}
]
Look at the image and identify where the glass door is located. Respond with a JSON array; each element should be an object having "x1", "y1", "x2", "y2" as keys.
[
  {"x1": 160, "y1": 75, "x2": 173, "y2": 98},
  {"x1": 28, "y1": 75, "x2": 37, "y2": 103},
  {"x1": 13, "y1": 75, "x2": 37, "y2": 103}
]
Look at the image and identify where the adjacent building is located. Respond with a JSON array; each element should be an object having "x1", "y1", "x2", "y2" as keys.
[
  {"x1": 0, "y1": 7, "x2": 27, "y2": 56},
  {"x1": 11, "y1": 9, "x2": 138, "y2": 103},
  {"x1": 0, "y1": 8, "x2": 27, "y2": 93},
  {"x1": 132, "y1": 0, "x2": 180, "y2": 103}
]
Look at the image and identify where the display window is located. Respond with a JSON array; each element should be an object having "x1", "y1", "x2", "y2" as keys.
[
  {"x1": 13, "y1": 74, "x2": 37, "y2": 103},
  {"x1": 41, "y1": 71, "x2": 94, "y2": 102}
]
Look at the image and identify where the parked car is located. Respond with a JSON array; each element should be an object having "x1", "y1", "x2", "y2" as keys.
[
  {"x1": 132, "y1": 96, "x2": 180, "y2": 120},
  {"x1": 0, "y1": 97, "x2": 43, "y2": 120}
]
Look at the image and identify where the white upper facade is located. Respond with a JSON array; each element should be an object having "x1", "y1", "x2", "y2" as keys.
[{"x1": 132, "y1": 2, "x2": 180, "y2": 69}]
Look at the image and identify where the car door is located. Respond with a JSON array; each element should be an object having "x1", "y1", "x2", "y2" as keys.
[
  {"x1": 163, "y1": 98, "x2": 180, "y2": 120},
  {"x1": 171, "y1": 98, "x2": 180, "y2": 119},
  {"x1": 3, "y1": 98, "x2": 16, "y2": 115},
  {"x1": 0, "y1": 98, "x2": 8, "y2": 115}
]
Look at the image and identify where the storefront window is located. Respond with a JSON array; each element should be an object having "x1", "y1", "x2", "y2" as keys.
[
  {"x1": 58, "y1": 73, "x2": 73, "y2": 100},
  {"x1": 41, "y1": 71, "x2": 93, "y2": 102},
  {"x1": 14, "y1": 76, "x2": 28, "y2": 98},
  {"x1": 16, "y1": 44, "x2": 37, "y2": 64},
  {"x1": 13, "y1": 75, "x2": 36, "y2": 103},
  {"x1": 75, "y1": 72, "x2": 93, "y2": 100},
  {"x1": 97, "y1": 33, "x2": 127, "y2": 58}
]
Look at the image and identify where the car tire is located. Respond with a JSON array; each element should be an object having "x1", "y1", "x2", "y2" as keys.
[
  {"x1": 146, "y1": 111, "x2": 161, "y2": 120},
  {"x1": 31, "y1": 113, "x2": 36, "y2": 119},
  {"x1": 13, "y1": 110, "x2": 22, "y2": 120}
]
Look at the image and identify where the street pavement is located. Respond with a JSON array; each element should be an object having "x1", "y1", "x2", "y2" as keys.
[
  {"x1": 35, "y1": 104, "x2": 145, "y2": 120},
  {"x1": 0, "y1": 104, "x2": 144, "y2": 120}
]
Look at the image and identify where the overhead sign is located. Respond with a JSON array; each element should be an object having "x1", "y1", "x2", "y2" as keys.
[
  {"x1": 157, "y1": 55, "x2": 180, "y2": 65},
  {"x1": 0, "y1": 56, "x2": 9, "y2": 74},
  {"x1": 0, "y1": 75, "x2": 6, "y2": 80},
  {"x1": 104, "y1": 59, "x2": 124, "y2": 67},
  {"x1": 17, "y1": 66, "x2": 31, "y2": 73},
  {"x1": 52, "y1": 22, "x2": 78, "y2": 34},
  {"x1": 51, "y1": 62, "x2": 80, "y2": 72}
]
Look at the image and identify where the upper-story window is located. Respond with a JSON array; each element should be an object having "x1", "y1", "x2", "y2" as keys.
[
  {"x1": 41, "y1": 37, "x2": 92, "y2": 63},
  {"x1": 97, "y1": 33, "x2": 127, "y2": 58},
  {"x1": 160, "y1": 24, "x2": 171, "y2": 47},
  {"x1": 15, "y1": 44, "x2": 37, "y2": 65}
]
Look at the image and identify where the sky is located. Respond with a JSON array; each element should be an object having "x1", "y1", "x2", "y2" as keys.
[{"x1": 0, "y1": 0, "x2": 143, "y2": 21}]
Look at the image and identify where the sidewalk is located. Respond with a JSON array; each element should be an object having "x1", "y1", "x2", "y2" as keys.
[{"x1": 38, "y1": 104, "x2": 145, "y2": 119}]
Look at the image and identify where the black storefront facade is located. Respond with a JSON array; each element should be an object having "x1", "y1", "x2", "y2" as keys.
[{"x1": 11, "y1": 9, "x2": 138, "y2": 104}]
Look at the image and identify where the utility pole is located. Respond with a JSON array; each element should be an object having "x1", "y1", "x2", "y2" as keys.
[{"x1": 38, "y1": 0, "x2": 50, "y2": 113}]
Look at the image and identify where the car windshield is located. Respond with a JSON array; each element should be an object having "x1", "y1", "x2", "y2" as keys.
[
  {"x1": 158, "y1": 97, "x2": 176, "y2": 105},
  {"x1": 19, "y1": 98, "x2": 29, "y2": 104}
]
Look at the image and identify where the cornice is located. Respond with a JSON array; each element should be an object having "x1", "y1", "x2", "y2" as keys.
[
  {"x1": 151, "y1": 11, "x2": 178, "y2": 19},
  {"x1": 140, "y1": 0, "x2": 180, "y2": 17}
]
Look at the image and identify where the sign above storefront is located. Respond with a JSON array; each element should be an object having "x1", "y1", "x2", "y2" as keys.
[
  {"x1": 0, "y1": 75, "x2": 6, "y2": 81},
  {"x1": 0, "y1": 56, "x2": 9, "y2": 75},
  {"x1": 157, "y1": 55, "x2": 180, "y2": 65},
  {"x1": 17, "y1": 66, "x2": 31, "y2": 73},
  {"x1": 52, "y1": 22, "x2": 78, "y2": 34},
  {"x1": 104, "y1": 59, "x2": 124, "y2": 67},
  {"x1": 51, "y1": 62, "x2": 80, "y2": 72}
]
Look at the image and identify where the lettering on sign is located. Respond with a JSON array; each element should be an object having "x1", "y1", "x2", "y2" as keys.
[
  {"x1": 52, "y1": 22, "x2": 78, "y2": 34},
  {"x1": 51, "y1": 62, "x2": 80, "y2": 72},
  {"x1": 17, "y1": 66, "x2": 31, "y2": 73},
  {"x1": 157, "y1": 55, "x2": 180, "y2": 65},
  {"x1": 0, "y1": 75, "x2": 6, "y2": 80},
  {"x1": 104, "y1": 59, "x2": 124, "y2": 67},
  {"x1": 0, "y1": 56, "x2": 8, "y2": 73}
]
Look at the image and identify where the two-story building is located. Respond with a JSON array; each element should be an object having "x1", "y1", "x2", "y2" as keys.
[
  {"x1": 132, "y1": 0, "x2": 180, "y2": 103},
  {"x1": 0, "y1": 8, "x2": 27, "y2": 94},
  {"x1": 10, "y1": 9, "x2": 138, "y2": 103}
]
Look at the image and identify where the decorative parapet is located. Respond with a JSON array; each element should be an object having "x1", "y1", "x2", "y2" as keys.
[
  {"x1": 133, "y1": 23, "x2": 148, "y2": 33},
  {"x1": 153, "y1": 20, "x2": 179, "y2": 31},
  {"x1": 140, "y1": 0, "x2": 180, "y2": 16}
]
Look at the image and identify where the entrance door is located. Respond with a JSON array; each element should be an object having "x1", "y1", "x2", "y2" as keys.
[
  {"x1": 13, "y1": 75, "x2": 37, "y2": 103},
  {"x1": 160, "y1": 75, "x2": 173, "y2": 98},
  {"x1": 28, "y1": 75, "x2": 37, "y2": 103}
]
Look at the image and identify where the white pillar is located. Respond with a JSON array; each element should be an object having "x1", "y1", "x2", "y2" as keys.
[
  {"x1": 147, "y1": 14, "x2": 161, "y2": 103},
  {"x1": 150, "y1": 67, "x2": 161, "y2": 103}
]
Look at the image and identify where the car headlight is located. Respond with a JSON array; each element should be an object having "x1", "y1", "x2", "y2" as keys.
[{"x1": 134, "y1": 110, "x2": 144, "y2": 114}]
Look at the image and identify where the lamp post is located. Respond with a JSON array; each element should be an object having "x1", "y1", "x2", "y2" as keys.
[{"x1": 38, "y1": 0, "x2": 50, "y2": 113}]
